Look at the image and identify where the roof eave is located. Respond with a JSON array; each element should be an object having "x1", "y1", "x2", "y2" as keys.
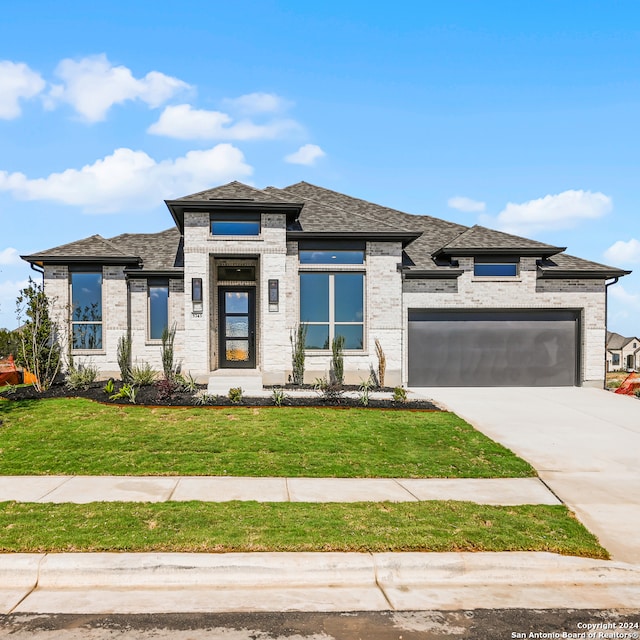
[
  {"x1": 432, "y1": 246, "x2": 567, "y2": 259},
  {"x1": 21, "y1": 255, "x2": 141, "y2": 266},
  {"x1": 537, "y1": 268, "x2": 632, "y2": 279},
  {"x1": 124, "y1": 268, "x2": 184, "y2": 278},
  {"x1": 403, "y1": 269, "x2": 464, "y2": 280}
]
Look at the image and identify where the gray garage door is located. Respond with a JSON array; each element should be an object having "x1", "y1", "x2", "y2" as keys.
[{"x1": 408, "y1": 310, "x2": 580, "y2": 387}]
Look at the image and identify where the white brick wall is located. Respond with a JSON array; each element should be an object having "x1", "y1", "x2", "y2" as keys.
[{"x1": 41, "y1": 231, "x2": 610, "y2": 387}]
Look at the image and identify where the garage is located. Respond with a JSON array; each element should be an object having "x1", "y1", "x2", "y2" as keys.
[{"x1": 407, "y1": 309, "x2": 580, "y2": 387}]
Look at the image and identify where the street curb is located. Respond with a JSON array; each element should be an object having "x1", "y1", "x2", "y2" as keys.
[{"x1": 2, "y1": 552, "x2": 640, "y2": 613}]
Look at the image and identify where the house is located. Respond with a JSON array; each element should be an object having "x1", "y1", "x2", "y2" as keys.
[
  {"x1": 22, "y1": 181, "x2": 631, "y2": 388},
  {"x1": 606, "y1": 331, "x2": 640, "y2": 372}
]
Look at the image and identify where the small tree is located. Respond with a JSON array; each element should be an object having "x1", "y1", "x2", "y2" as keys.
[
  {"x1": 330, "y1": 334, "x2": 345, "y2": 386},
  {"x1": 290, "y1": 324, "x2": 308, "y2": 385},
  {"x1": 15, "y1": 278, "x2": 61, "y2": 391}
]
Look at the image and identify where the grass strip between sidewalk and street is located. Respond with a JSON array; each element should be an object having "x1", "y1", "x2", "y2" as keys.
[
  {"x1": 0, "y1": 398, "x2": 534, "y2": 478},
  {"x1": 0, "y1": 501, "x2": 607, "y2": 558}
]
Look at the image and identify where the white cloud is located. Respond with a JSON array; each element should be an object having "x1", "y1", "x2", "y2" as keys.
[
  {"x1": 487, "y1": 190, "x2": 612, "y2": 235},
  {"x1": 148, "y1": 103, "x2": 300, "y2": 140},
  {"x1": 609, "y1": 284, "x2": 640, "y2": 310},
  {"x1": 604, "y1": 238, "x2": 640, "y2": 264},
  {"x1": 0, "y1": 278, "x2": 30, "y2": 319},
  {"x1": 447, "y1": 196, "x2": 486, "y2": 213},
  {"x1": 0, "y1": 248, "x2": 21, "y2": 265},
  {"x1": 0, "y1": 144, "x2": 252, "y2": 213},
  {"x1": 47, "y1": 54, "x2": 190, "y2": 122},
  {"x1": 284, "y1": 144, "x2": 326, "y2": 166},
  {"x1": 223, "y1": 92, "x2": 292, "y2": 114},
  {"x1": 0, "y1": 61, "x2": 45, "y2": 119}
]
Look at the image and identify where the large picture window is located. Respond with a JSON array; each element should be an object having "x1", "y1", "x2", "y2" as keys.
[
  {"x1": 300, "y1": 273, "x2": 364, "y2": 350},
  {"x1": 148, "y1": 281, "x2": 169, "y2": 341},
  {"x1": 71, "y1": 271, "x2": 102, "y2": 350}
]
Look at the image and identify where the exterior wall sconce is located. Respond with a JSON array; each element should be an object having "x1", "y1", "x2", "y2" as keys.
[
  {"x1": 268, "y1": 278, "x2": 279, "y2": 312},
  {"x1": 192, "y1": 278, "x2": 203, "y2": 315}
]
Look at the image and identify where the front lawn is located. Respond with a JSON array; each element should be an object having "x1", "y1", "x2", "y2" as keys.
[
  {"x1": 0, "y1": 501, "x2": 607, "y2": 558},
  {"x1": 0, "y1": 398, "x2": 534, "y2": 478}
]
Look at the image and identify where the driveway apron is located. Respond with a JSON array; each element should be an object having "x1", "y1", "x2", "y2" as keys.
[{"x1": 410, "y1": 386, "x2": 640, "y2": 563}]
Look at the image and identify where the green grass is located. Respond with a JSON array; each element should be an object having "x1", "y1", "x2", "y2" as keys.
[
  {"x1": 0, "y1": 398, "x2": 534, "y2": 478},
  {"x1": 0, "y1": 501, "x2": 607, "y2": 558}
]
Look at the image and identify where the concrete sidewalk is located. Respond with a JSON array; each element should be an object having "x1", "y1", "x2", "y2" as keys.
[
  {"x1": 2, "y1": 552, "x2": 640, "y2": 613},
  {"x1": 0, "y1": 475, "x2": 560, "y2": 505}
]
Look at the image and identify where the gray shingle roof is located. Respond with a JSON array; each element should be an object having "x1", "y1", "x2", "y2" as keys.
[
  {"x1": 23, "y1": 181, "x2": 631, "y2": 280},
  {"x1": 177, "y1": 181, "x2": 285, "y2": 203},
  {"x1": 434, "y1": 225, "x2": 565, "y2": 256}
]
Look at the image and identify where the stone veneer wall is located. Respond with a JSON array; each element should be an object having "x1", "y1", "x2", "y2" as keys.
[{"x1": 402, "y1": 257, "x2": 607, "y2": 386}]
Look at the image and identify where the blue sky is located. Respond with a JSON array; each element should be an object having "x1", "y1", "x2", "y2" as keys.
[{"x1": 1, "y1": 0, "x2": 639, "y2": 335}]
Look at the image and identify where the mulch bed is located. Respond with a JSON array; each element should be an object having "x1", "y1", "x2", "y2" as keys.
[{"x1": 0, "y1": 381, "x2": 440, "y2": 410}]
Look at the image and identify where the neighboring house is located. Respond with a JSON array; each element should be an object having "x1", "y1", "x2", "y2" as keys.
[
  {"x1": 606, "y1": 331, "x2": 640, "y2": 371},
  {"x1": 22, "y1": 181, "x2": 631, "y2": 388}
]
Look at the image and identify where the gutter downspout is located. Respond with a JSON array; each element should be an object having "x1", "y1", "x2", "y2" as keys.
[{"x1": 604, "y1": 277, "x2": 620, "y2": 389}]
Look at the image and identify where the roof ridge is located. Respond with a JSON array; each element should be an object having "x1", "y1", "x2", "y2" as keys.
[
  {"x1": 266, "y1": 185, "x2": 404, "y2": 232},
  {"x1": 284, "y1": 181, "x2": 464, "y2": 229}
]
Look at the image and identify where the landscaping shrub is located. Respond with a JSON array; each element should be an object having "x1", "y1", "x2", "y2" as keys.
[
  {"x1": 374, "y1": 338, "x2": 386, "y2": 388},
  {"x1": 330, "y1": 335, "x2": 345, "y2": 385},
  {"x1": 228, "y1": 387, "x2": 243, "y2": 403},
  {"x1": 66, "y1": 362, "x2": 98, "y2": 391},
  {"x1": 161, "y1": 324, "x2": 179, "y2": 380},
  {"x1": 290, "y1": 324, "x2": 307, "y2": 385},
  {"x1": 314, "y1": 376, "x2": 345, "y2": 402},
  {"x1": 131, "y1": 362, "x2": 158, "y2": 386},
  {"x1": 117, "y1": 334, "x2": 132, "y2": 383},
  {"x1": 393, "y1": 386, "x2": 408, "y2": 403}
]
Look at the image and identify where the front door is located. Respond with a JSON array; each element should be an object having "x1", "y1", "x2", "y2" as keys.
[{"x1": 218, "y1": 287, "x2": 256, "y2": 368}]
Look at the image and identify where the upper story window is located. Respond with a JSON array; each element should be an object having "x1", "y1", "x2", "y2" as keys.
[
  {"x1": 298, "y1": 241, "x2": 365, "y2": 264},
  {"x1": 473, "y1": 257, "x2": 519, "y2": 277},
  {"x1": 71, "y1": 271, "x2": 102, "y2": 350},
  {"x1": 148, "y1": 280, "x2": 169, "y2": 341},
  {"x1": 211, "y1": 212, "x2": 261, "y2": 236}
]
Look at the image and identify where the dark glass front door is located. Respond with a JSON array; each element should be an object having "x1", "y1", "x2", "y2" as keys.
[{"x1": 218, "y1": 287, "x2": 256, "y2": 368}]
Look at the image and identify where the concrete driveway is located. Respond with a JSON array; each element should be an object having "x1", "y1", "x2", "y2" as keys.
[{"x1": 410, "y1": 386, "x2": 640, "y2": 563}]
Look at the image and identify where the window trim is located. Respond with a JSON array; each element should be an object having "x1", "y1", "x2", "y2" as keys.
[
  {"x1": 147, "y1": 278, "x2": 170, "y2": 343},
  {"x1": 69, "y1": 267, "x2": 104, "y2": 352},
  {"x1": 299, "y1": 271, "x2": 365, "y2": 351}
]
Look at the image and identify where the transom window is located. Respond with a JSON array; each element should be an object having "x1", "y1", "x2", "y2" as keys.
[
  {"x1": 71, "y1": 271, "x2": 102, "y2": 350},
  {"x1": 299, "y1": 241, "x2": 365, "y2": 265},
  {"x1": 474, "y1": 257, "x2": 519, "y2": 277},
  {"x1": 148, "y1": 280, "x2": 169, "y2": 341},
  {"x1": 211, "y1": 212, "x2": 261, "y2": 236},
  {"x1": 300, "y1": 272, "x2": 364, "y2": 350}
]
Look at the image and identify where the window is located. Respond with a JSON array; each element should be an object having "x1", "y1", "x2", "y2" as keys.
[
  {"x1": 148, "y1": 281, "x2": 169, "y2": 341},
  {"x1": 474, "y1": 258, "x2": 519, "y2": 277},
  {"x1": 300, "y1": 273, "x2": 364, "y2": 350},
  {"x1": 211, "y1": 212, "x2": 260, "y2": 236},
  {"x1": 71, "y1": 271, "x2": 102, "y2": 350},
  {"x1": 612, "y1": 353, "x2": 620, "y2": 366},
  {"x1": 299, "y1": 241, "x2": 364, "y2": 265}
]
